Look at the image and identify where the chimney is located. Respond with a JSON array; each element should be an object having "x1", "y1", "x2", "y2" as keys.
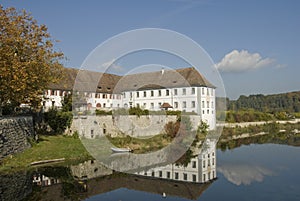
[{"x1": 161, "y1": 68, "x2": 165, "y2": 75}]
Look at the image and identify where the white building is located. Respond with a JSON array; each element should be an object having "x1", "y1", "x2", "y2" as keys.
[{"x1": 44, "y1": 67, "x2": 216, "y2": 129}]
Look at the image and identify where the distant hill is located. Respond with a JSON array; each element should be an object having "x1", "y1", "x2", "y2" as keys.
[{"x1": 216, "y1": 91, "x2": 300, "y2": 113}]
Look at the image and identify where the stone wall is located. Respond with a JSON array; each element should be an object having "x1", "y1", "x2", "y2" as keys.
[
  {"x1": 0, "y1": 116, "x2": 34, "y2": 160},
  {"x1": 70, "y1": 115, "x2": 202, "y2": 139}
]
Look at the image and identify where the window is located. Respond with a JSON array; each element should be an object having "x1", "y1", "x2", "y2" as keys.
[
  {"x1": 212, "y1": 158, "x2": 215, "y2": 165},
  {"x1": 91, "y1": 130, "x2": 94, "y2": 138},
  {"x1": 192, "y1": 101, "x2": 195, "y2": 108},
  {"x1": 203, "y1": 174, "x2": 206, "y2": 181},
  {"x1": 192, "y1": 161, "x2": 196, "y2": 168},
  {"x1": 159, "y1": 171, "x2": 162, "y2": 177},
  {"x1": 130, "y1": 92, "x2": 133, "y2": 98},
  {"x1": 208, "y1": 172, "x2": 211, "y2": 180},
  {"x1": 211, "y1": 101, "x2": 214, "y2": 109},
  {"x1": 175, "y1": 172, "x2": 179, "y2": 179},
  {"x1": 207, "y1": 109, "x2": 209, "y2": 114},
  {"x1": 192, "y1": 88, "x2": 195, "y2": 94},
  {"x1": 174, "y1": 89, "x2": 178, "y2": 95},
  {"x1": 158, "y1": 102, "x2": 162, "y2": 108},
  {"x1": 202, "y1": 110, "x2": 205, "y2": 114},
  {"x1": 183, "y1": 173, "x2": 187, "y2": 181},
  {"x1": 203, "y1": 160, "x2": 206, "y2": 168},
  {"x1": 192, "y1": 174, "x2": 197, "y2": 182},
  {"x1": 144, "y1": 91, "x2": 147, "y2": 97},
  {"x1": 110, "y1": 103, "x2": 113, "y2": 108},
  {"x1": 202, "y1": 88, "x2": 204, "y2": 95},
  {"x1": 136, "y1": 92, "x2": 139, "y2": 98},
  {"x1": 166, "y1": 89, "x2": 170, "y2": 96},
  {"x1": 151, "y1": 103, "x2": 154, "y2": 109},
  {"x1": 151, "y1": 91, "x2": 154, "y2": 97},
  {"x1": 167, "y1": 171, "x2": 171, "y2": 178},
  {"x1": 143, "y1": 103, "x2": 146, "y2": 108},
  {"x1": 207, "y1": 88, "x2": 209, "y2": 95},
  {"x1": 158, "y1": 90, "x2": 161, "y2": 96},
  {"x1": 182, "y1": 88, "x2": 186, "y2": 95},
  {"x1": 207, "y1": 101, "x2": 209, "y2": 108},
  {"x1": 183, "y1": 101, "x2": 186, "y2": 108},
  {"x1": 136, "y1": 103, "x2": 140, "y2": 108},
  {"x1": 202, "y1": 101, "x2": 205, "y2": 108},
  {"x1": 174, "y1": 102, "x2": 178, "y2": 108},
  {"x1": 103, "y1": 103, "x2": 106, "y2": 107},
  {"x1": 144, "y1": 172, "x2": 147, "y2": 176},
  {"x1": 152, "y1": 171, "x2": 155, "y2": 177}
]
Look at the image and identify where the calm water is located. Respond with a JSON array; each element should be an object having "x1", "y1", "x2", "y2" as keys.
[
  {"x1": 85, "y1": 144, "x2": 300, "y2": 201},
  {"x1": 1, "y1": 143, "x2": 299, "y2": 201}
]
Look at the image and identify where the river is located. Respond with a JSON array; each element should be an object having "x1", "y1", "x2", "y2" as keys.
[{"x1": 0, "y1": 140, "x2": 299, "y2": 200}]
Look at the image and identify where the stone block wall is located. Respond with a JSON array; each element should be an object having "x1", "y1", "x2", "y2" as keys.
[
  {"x1": 0, "y1": 116, "x2": 34, "y2": 160},
  {"x1": 71, "y1": 115, "x2": 202, "y2": 139}
]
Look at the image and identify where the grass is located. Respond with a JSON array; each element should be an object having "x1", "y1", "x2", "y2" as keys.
[
  {"x1": 107, "y1": 134, "x2": 172, "y2": 154},
  {"x1": 0, "y1": 135, "x2": 92, "y2": 173}
]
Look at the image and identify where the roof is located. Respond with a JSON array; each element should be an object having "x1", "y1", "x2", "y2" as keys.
[
  {"x1": 161, "y1": 102, "x2": 173, "y2": 108},
  {"x1": 48, "y1": 67, "x2": 215, "y2": 93}
]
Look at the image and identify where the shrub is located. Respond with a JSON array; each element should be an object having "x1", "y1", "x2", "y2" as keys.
[{"x1": 44, "y1": 108, "x2": 73, "y2": 134}]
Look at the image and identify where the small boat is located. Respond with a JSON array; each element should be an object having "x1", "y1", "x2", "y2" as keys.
[{"x1": 111, "y1": 147, "x2": 132, "y2": 153}]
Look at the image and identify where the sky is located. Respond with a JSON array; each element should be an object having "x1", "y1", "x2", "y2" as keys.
[{"x1": 1, "y1": 0, "x2": 300, "y2": 99}]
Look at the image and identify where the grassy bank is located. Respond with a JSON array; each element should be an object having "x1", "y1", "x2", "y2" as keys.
[
  {"x1": 107, "y1": 134, "x2": 172, "y2": 154},
  {"x1": 0, "y1": 135, "x2": 92, "y2": 173}
]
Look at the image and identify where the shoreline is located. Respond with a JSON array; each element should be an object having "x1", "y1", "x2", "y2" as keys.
[{"x1": 217, "y1": 118, "x2": 300, "y2": 128}]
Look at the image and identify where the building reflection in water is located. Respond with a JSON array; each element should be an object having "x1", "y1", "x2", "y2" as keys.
[
  {"x1": 134, "y1": 138, "x2": 217, "y2": 183},
  {"x1": 32, "y1": 173, "x2": 61, "y2": 187},
  {"x1": 26, "y1": 138, "x2": 217, "y2": 200}
]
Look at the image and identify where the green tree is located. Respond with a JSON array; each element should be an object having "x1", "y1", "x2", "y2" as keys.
[{"x1": 0, "y1": 7, "x2": 64, "y2": 115}]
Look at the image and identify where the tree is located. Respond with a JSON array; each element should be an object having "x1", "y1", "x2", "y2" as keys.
[{"x1": 0, "y1": 6, "x2": 64, "y2": 115}]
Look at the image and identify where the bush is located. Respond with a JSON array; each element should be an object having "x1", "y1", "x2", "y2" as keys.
[
  {"x1": 44, "y1": 108, "x2": 73, "y2": 134},
  {"x1": 129, "y1": 107, "x2": 149, "y2": 117},
  {"x1": 95, "y1": 109, "x2": 112, "y2": 115}
]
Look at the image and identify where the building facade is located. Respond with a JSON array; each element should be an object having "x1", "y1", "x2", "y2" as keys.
[{"x1": 44, "y1": 67, "x2": 216, "y2": 129}]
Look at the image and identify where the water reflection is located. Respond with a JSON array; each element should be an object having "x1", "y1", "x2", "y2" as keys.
[
  {"x1": 218, "y1": 162, "x2": 274, "y2": 186},
  {"x1": 1, "y1": 141, "x2": 300, "y2": 200},
  {"x1": 0, "y1": 139, "x2": 217, "y2": 201}
]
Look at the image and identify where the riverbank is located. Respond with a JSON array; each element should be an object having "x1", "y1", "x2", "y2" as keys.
[
  {"x1": 217, "y1": 118, "x2": 300, "y2": 128},
  {"x1": 219, "y1": 121, "x2": 300, "y2": 143},
  {"x1": 0, "y1": 135, "x2": 92, "y2": 173}
]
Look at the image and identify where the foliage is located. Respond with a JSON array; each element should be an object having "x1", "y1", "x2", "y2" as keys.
[
  {"x1": 227, "y1": 91, "x2": 300, "y2": 113},
  {"x1": 0, "y1": 7, "x2": 64, "y2": 114},
  {"x1": 128, "y1": 107, "x2": 149, "y2": 117},
  {"x1": 44, "y1": 108, "x2": 72, "y2": 134},
  {"x1": 164, "y1": 121, "x2": 180, "y2": 138},
  {"x1": 95, "y1": 109, "x2": 112, "y2": 115},
  {"x1": 61, "y1": 93, "x2": 72, "y2": 112},
  {"x1": 225, "y1": 109, "x2": 274, "y2": 123}
]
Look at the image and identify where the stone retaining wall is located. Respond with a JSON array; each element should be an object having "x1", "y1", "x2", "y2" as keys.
[
  {"x1": 71, "y1": 115, "x2": 202, "y2": 138},
  {"x1": 0, "y1": 116, "x2": 34, "y2": 160}
]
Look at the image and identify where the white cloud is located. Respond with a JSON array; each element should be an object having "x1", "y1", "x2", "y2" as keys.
[
  {"x1": 102, "y1": 59, "x2": 124, "y2": 72},
  {"x1": 216, "y1": 50, "x2": 275, "y2": 72}
]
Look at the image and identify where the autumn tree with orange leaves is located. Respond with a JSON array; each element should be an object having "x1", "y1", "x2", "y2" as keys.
[{"x1": 0, "y1": 6, "x2": 64, "y2": 115}]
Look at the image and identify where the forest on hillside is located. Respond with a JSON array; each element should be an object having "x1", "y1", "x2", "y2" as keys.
[
  {"x1": 217, "y1": 91, "x2": 300, "y2": 113},
  {"x1": 216, "y1": 91, "x2": 300, "y2": 122}
]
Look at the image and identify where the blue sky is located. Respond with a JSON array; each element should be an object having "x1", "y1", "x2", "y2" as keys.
[{"x1": 1, "y1": 0, "x2": 300, "y2": 99}]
